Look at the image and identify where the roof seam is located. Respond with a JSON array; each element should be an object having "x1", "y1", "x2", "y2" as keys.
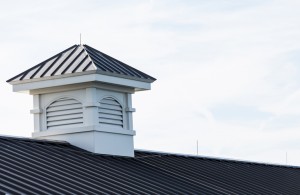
[
  {"x1": 6, "y1": 45, "x2": 77, "y2": 82},
  {"x1": 135, "y1": 157, "x2": 236, "y2": 195},
  {"x1": 51, "y1": 45, "x2": 79, "y2": 76}
]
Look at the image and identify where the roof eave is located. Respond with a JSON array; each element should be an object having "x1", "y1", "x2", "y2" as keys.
[{"x1": 10, "y1": 72, "x2": 152, "y2": 93}]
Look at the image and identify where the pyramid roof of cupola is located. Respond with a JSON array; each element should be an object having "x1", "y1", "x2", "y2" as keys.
[{"x1": 7, "y1": 44, "x2": 156, "y2": 83}]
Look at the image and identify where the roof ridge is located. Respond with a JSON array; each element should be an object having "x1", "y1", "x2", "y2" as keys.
[
  {"x1": 80, "y1": 45, "x2": 97, "y2": 71},
  {"x1": 83, "y1": 44, "x2": 156, "y2": 80},
  {"x1": 135, "y1": 149, "x2": 300, "y2": 169},
  {"x1": 0, "y1": 134, "x2": 70, "y2": 145}
]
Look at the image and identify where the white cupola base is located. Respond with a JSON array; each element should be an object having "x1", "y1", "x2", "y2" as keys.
[
  {"x1": 31, "y1": 83, "x2": 136, "y2": 157},
  {"x1": 35, "y1": 127, "x2": 135, "y2": 157}
]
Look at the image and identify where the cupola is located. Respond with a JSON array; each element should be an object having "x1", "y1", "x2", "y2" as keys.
[{"x1": 7, "y1": 44, "x2": 156, "y2": 157}]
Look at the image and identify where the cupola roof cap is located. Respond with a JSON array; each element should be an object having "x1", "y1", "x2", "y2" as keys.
[{"x1": 7, "y1": 44, "x2": 156, "y2": 84}]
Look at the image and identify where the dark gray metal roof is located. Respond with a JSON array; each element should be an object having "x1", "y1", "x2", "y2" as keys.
[
  {"x1": 1, "y1": 136, "x2": 300, "y2": 194},
  {"x1": 7, "y1": 44, "x2": 156, "y2": 83}
]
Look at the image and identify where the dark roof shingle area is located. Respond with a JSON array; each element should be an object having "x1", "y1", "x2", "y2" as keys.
[
  {"x1": 7, "y1": 44, "x2": 156, "y2": 83},
  {"x1": 1, "y1": 136, "x2": 300, "y2": 194}
]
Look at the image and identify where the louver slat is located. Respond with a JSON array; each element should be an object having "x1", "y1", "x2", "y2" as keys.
[
  {"x1": 100, "y1": 99, "x2": 121, "y2": 106},
  {"x1": 47, "y1": 104, "x2": 82, "y2": 112},
  {"x1": 48, "y1": 119, "x2": 83, "y2": 127},
  {"x1": 50, "y1": 99, "x2": 80, "y2": 107},
  {"x1": 100, "y1": 104, "x2": 122, "y2": 111},
  {"x1": 99, "y1": 98, "x2": 123, "y2": 127},
  {"x1": 47, "y1": 113, "x2": 83, "y2": 122},
  {"x1": 47, "y1": 109, "x2": 83, "y2": 117},
  {"x1": 99, "y1": 118, "x2": 123, "y2": 125},
  {"x1": 46, "y1": 98, "x2": 83, "y2": 129},
  {"x1": 98, "y1": 109, "x2": 122, "y2": 116},
  {"x1": 98, "y1": 113, "x2": 122, "y2": 120}
]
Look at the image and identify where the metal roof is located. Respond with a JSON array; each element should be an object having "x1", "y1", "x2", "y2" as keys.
[
  {"x1": 1, "y1": 136, "x2": 300, "y2": 194},
  {"x1": 7, "y1": 44, "x2": 156, "y2": 83}
]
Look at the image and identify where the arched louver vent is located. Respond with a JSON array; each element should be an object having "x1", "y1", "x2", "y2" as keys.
[
  {"x1": 46, "y1": 97, "x2": 83, "y2": 129},
  {"x1": 99, "y1": 97, "x2": 123, "y2": 127}
]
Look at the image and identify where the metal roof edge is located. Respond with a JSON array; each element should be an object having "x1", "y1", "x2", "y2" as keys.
[
  {"x1": 0, "y1": 134, "x2": 70, "y2": 145},
  {"x1": 8, "y1": 69, "x2": 153, "y2": 86},
  {"x1": 8, "y1": 70, "x2": 98, "y2": 85},
  {"x1": 135, "y1": 148, "x2": 300, "y2": 169},
  {"x1": 95, "y1": 70, "x2": 154, "y2": 83}
]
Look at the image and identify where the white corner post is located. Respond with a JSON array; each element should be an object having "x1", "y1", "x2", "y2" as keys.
[
  {"x1": 126, "y1": 93, "x2": 135, "y2": 131},
  {"x1": 84, "y1": 87, "x2": 99, "y2": 127},
  {"x1": 31, "y1": 94, "x2": 42, "y2": 133}
]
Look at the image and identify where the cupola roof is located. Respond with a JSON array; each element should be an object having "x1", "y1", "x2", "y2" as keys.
[{"x1": 7, "y1": 44, "x2": 156, "y2": 83}]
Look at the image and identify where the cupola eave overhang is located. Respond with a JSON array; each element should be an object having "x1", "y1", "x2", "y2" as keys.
[
  {"x1": 7, "y1": 44, "x2": 156, "y2": 92},
  {"x1": 8, "y1": 70, "x2": 153, "y2": 93}
]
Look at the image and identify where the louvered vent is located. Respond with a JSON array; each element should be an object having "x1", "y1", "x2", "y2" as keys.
[
  {"x1": 46, "y1": 97, "x2": 84, "y2": 129},
  {"x1": 99, "y1": 97, "x2": 123, "y2": 127}
]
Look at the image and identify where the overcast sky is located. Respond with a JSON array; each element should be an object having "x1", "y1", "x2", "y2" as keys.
[{"x1": 1, "y1": 0, "x2": 300, "y2": 166}]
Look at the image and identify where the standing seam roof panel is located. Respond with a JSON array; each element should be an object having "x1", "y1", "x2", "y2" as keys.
[
  {"x1": 135, "y1": 151, "x2": 300, "y2": 195},
  {"x1": 7, "y1": 44, "x2": 156, "y2": 83},
  {"x1": 2, "y1": 137, "x2": 300, "y2": 194},
  {"x1": 61, "y1": 48, "x2": 86, "y2": 74},
  {"x1": 137, "y1": 155, "x2": 273, "y2": 195},
  {"x1": 1, "y1": 140, "x2": 176, "y2": 194},
  {"x1": 17, "y1": 139, "x2": 218, "y2": 195},
  {"x1": 0, "y1": 142, "x2": 110, "y2": 194},
  {"x1": 84, "y1": 45, "x2": 151, "y2": 79},
  {"x1": 7, "y1": 45, "x2": 77, "y2": 82},
  {"x1": 84, "y1": 47, "x2": 122, "y2": 73},
  {"x1": 51, "y1": 45, "x2": 79, "y2": 76},
  {"x1": 1, "y1": 140, "x2": 146, "y2": 194}
]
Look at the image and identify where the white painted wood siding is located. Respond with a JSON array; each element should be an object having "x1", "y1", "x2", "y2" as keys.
[{"x1": 46, "y1": 98, "x2": 83, "y2": 129}]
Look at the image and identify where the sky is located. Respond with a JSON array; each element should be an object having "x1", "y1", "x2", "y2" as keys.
[{"x1": 1, "y1": 0, "x2": 300, "y2": 166}]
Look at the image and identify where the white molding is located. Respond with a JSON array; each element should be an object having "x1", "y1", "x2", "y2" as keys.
[
  {"x1": 125, "y1": 107, "x2": 136, "y2": 112},
  {"x1": 29, "y1": 82, "x2": 135, "y2": 95},
  {"x1": 84, "y1": 101, "x2": 100, "y2": 107},
  {"x1": 12, "y1": 73, "x2": 151, "y2": 93},
  {"x1": 32, "y1": 125, "x2": 136, "y2": 137},
  {"x1": 9, "y1": 69, "x2": 153, "y2": 84},
  {"x1": 32, "y1": 94, "x2": 41, "y2": 132},
  {"x1": 30, "y1": 108, "x2": 43, "y2": 114},
  {"x1": 84, "y1": 88, "x2": 99, "y2": 127}
]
